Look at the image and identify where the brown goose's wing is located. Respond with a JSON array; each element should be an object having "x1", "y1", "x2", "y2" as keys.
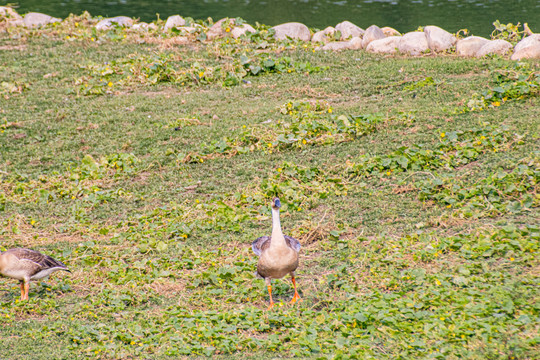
[
  {"x1": 8, "y1": 248, "x2": 68, "y2": 272},
  {"x1": 251, "y1": 236, "x2": 271, "y2": 257},
  {"x1": 284, "y1": 235, "x2": 301, "y2": 253}
]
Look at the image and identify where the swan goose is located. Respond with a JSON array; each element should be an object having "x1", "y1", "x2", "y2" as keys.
[
  {"x1": 252, "y1": 197, "x2": 301, "y2": 309},
  {"x1": 0, "y1": 248, "x2": 70, "y2": 300}
]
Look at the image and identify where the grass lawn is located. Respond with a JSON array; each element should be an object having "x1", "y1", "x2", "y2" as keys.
[{"x1": 0, "y1": 14, "x2": 538, "y2": 359}]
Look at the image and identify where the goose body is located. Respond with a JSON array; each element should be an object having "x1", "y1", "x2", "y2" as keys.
[
  {"x1": 0, "y1": 248, "x2": 70, "y2": 300},
  {"x1": 252, "y1": 198, "x2": 301, "y2": 309}
]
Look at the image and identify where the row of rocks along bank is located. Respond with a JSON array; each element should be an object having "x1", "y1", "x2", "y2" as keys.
[{"x1": 1, "y1": 7, "x2": 539, "y2": 60}]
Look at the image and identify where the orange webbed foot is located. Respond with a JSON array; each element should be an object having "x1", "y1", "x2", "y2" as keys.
[{"x1": 290, "y1": 293, "x2": 301, "y2": 304}]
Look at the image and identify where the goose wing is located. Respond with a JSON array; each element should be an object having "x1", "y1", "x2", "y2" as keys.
[
  {"x1": 7, "y1": 248, "x2": 68, "y2": 272},
  {"x1": 284, "y1": 235, "x2": 301, "y2": 253},
  {"x1": 251, "y1": 236, "x2": 270, "y2": 257}
]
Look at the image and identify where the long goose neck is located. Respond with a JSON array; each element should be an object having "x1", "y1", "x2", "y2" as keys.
[{"x1": 270, "y1": 208, "x2": 286, "y2": 247}]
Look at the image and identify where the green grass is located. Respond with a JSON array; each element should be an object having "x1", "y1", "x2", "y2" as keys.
[{"x1": 0, "y1": 15, "x2": 539, "y2": 359}]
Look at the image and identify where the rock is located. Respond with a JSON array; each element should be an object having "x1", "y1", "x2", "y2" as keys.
[
  {"x1": 366, "y1": 36, "x2": 402, "y2": 54},
  {"x1": 362, "y1": 25, "x2": 385, "y2": 48},
  {"x1": 335, "y1": 21, "x2": 364, "y2": 40},
  {"x1": 0, "y1": 6, "x2": 24, "y2": 26},
  {"x1": 95, "y1": 16, "x2": 133, "y2": 30},
  {"x1": 317, "y1": 37, "x2": 362, "y2": 51},
  {"x1": 381, "y1": 27, "x2": 401, "y2": 37},
  {"x1": 231, "y1": 24, "x2": 256, "y2": 39},
  {"x1": 476, "y1": 39, "x2": 513, "y2": 57},
  {"x1": 271, "y1": 22, "x2": 311, "y2": 41},
  {"x1": 511, "y1": 34, "x2": 540, "y2": 60},
  {"x1": 348, "y1": 37, "x2": 363, "y2": 50},
  {"x1": 23, "y1": 12, "x2": 61, "y2": 28},
  {"x1": 456, "y1": 36, "x2": 489, "y2": 56},
  {"x1": 424, "y1": 25, "x2": 456, "y2": 52},
  {"x1": 312, "y1": 26, "x2": 336, "y2": 43},
  {"x1": 511, "y1": 46, "x2": 540, "y2": 60},
  {"x1": 513, "y1": 34, "x2": 540, "y2": 53},
  {"x1": 163, "y1": 15, "x2": 186, "y2": 31},
  {"x1": 207, "y1": 18, "x2": 230, "y2": 40},
  {"x1": 132, "y1": 22, "x2": 157, "y2": 31},
  {"x1": 0, "y1": 6, "x2": 22, "y2": 20},
  {"x1": 398, "y1": 31, "x2": 429, "y2": 55},
  {"x1": 510, "y1": 34, "x2": 540, "y2": 60}
]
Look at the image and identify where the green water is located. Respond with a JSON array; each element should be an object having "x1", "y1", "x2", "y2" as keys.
[{"x1": 5, "y1": 0, "x2": 539, "y2": 37}]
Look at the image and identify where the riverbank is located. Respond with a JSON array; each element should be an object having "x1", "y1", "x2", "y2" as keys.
[
  {"x1": 1, "y1": 6, "x2": 540, "y2": 60},
  {"x1": 1, "y1": 6, "x2": 539, "y2": 360}
]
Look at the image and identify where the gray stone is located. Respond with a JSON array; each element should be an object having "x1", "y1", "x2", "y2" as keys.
[
  {"x1": 0, "y1": 6, "x2": 23, "y2": 26},
  {"x1": 96, "y1": 16, "x2": 133, "y2": 30},
  {"x1": 312, "y1": 26, "x2": 336, "y2": 43},
  {"x1": 317, "y1": 36, "x2": 362, "y2": 51},
  {"x1": 23, "y1": 12, "x2": 61, "y2": 28},
  {"x1": 398, "y1": 31, "x2": 429, "y2": 55},
  {"x1": 456, "y1": 36, "x2": 489, "y2": 57},
  {"x1": 511, "y1": 35, "x2": 540, "y2": 60},
  {"x1": 348, "y1": 37, "x2": 363, "y2": 50},
  {"x1": 366, "y1": 36, "x2": 402, "y2": 54},
  {"x1": 335, "y1": 21, "x2": 364, "y2": 40},
  {"x1": 0, "y1": 6, "x2": 22, "y2": 20},
  {"x1": 476, "y1": 39, "x2": 513, "y2": 57},
  {"x1": 132, "y1": 22, "x2": 157, "y2": 31},
  {"x1": 424, "y1": 25, "x2": 457, "y2": 52},
  {"x1": 381, "y1": 27, "x2": 400, "y2": 37},
  {"x1": 271, "y1": 22, "x2": 311, "y2": 41},
  {"x1": 362, "y1": 25, "x2": 385, "y2": 48},
  {"x1": 163, "y1": 15, "x2": 186, "y2": 31},
  {"x1": 513, "y1": 34, "x2": 540, "y2": 53},
  {"x1": 511, "y1": 46, "x2": 540, "y2": 60},
  {"x1": 207, "y1": 18, "x2": 230, "y2": 40},
  {"x1": 231, "y1": 24, "x2": 256, "y2": 39}
]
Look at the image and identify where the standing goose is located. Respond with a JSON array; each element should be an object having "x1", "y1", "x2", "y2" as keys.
[
  {"x1": 252, "y1": 197, "x2": 301, "y2": 309},
  {"x1": 0, "y1": 248, "x2": 70, "y2": 300}
]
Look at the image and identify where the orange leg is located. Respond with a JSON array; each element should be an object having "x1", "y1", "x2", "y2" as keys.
[
  {"x1": 290, "y1": 275, "x2": 301, "y2": 304},
  {"x1": 267, "y1": 285, "x2": 274, "y2": 310},
  {"x1": 20, "y1": 282, "x2": 25, "y2": 300},
  {"x1": 24, "y1": 281, "x2": 30, "y2": 300}
]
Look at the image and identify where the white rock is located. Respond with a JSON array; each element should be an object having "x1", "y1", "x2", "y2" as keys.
[
  {"x1": 271, "y1": 22, "x2": 311, "y2": 41},
  {"x1": 398, "y1": 31, "x2": 429, "y2": 55},
  {"x1": 0, "y1": 6, "x2": 23, "y2": 26},
  {"x1": 231, "y1": 24, "x2": 256, "y2": 39},
  {"x1": 23, "y1": 12, "x2": 61, "y2": 28},
  {"x1": 348, "y1": 37, "x2": 363, "y2": 50},
  {"x1": 0, "y1": 6, "x2": 22, "y2": 19},
  {"x1": 476, "y1": 39, "x2": 513, "y2": 57},
  {"x1": 163, "y1": 15, "x2": 186, "y2": 31},
  {"x1": 511, "y1": 36, "x2": 540, "y2": 60},
  {"x1": 207, "y1": 18, "x2": 229, "y2": 40},
  {"x1": 362, "y1": 25, "x2": 386, "y2": 48},
  {"x1": 366, "y1": 36, "x2": 402, "y2": 54},
  {"x1": 511, "y1": 46, "x2": 540, "y2": 60},
  {"x1": 317, "y1": 37, "x2": 362, "y2": 51},
  {"x1": 318, "y1": 41, "x2": 351, "y2": 51},
  {"x1": 96, "y1": 16, "x2": 133, "y2": 30},
  {"x1": 456, "y1": 36, "x2": 489, "y2": 57},
  {"x1": 381, "y1": 27, "x2": 400, "y2": 37},
  {"x1": 335, "y1": 21, "x2": 364, "y2": 40},
  {"x1": 424, "y1": 25, "x2": 457, "y2": 52},
  {"x1": 312, "y1": 26, "x2": 336, "y2": 43},
  {"x1": 513, "y1": 34, "x2": 540, "y2": 53}
]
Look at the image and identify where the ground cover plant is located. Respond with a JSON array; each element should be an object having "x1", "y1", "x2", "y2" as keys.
[{"x1": 0, "y1": 12, "x2": 539, "y2": 360}]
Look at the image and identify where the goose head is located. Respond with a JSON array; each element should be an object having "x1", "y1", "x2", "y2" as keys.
[{"x1": 271, "y1": 197, "x2": 281, "y2": 210}]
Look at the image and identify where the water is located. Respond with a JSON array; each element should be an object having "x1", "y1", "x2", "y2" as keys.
[{"x1": 4, "y1": 0, "x2": 539, "y2": 37}]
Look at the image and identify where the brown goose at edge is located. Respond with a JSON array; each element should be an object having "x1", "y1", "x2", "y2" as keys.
[{"x1": 0, "y1": 248, "x2": 70, "y2": 300}]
